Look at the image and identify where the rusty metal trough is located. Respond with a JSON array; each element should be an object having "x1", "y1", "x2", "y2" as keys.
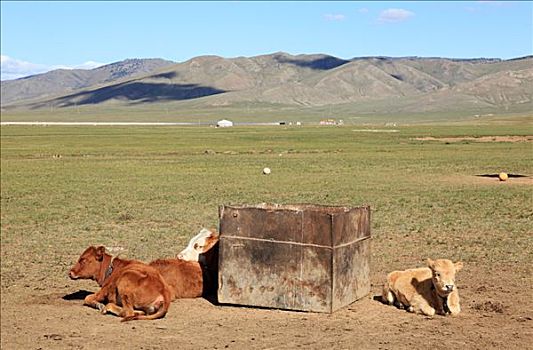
[{"x1": 217, "y1": 203, "x2": 371, "y2": 313}]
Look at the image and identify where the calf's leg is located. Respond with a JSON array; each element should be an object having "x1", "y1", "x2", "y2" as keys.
[
  {"x1": 411, "y1": 295, "x2": 435, "y2": 316},
  {"x1": 447, "y1": 290, "x2": 461, "y2": 315},
  {"x1": 103, "y1": 302, "x2": 145, "y2": 317},
  {"x1": 83, "y1": 293, "x2": 106, "y2": 312},
  {"x1": 102, "y1": 302, "x2": 123, "y2": 316}
]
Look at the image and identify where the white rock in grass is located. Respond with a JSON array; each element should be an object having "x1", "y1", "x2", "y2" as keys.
[{"x1": 263, "y1": 167, "x2": 271, "y2": 175}]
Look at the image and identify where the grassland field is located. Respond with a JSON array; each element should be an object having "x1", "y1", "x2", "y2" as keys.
[{"x1": 1, "y1": 121, "x2": 532, "y2": 349}]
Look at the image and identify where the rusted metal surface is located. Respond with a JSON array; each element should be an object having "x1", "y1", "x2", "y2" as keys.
[{"x1": 218, "y1": 203, "x2": 371, "y2": 313}]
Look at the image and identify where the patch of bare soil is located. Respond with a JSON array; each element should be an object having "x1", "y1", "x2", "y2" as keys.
[
  {"x1": 440, "y1": 175, "x2": 533, "y2": 186},
  {"x1": 2, "y1": 264, "x2": 532, "y2": 350},
  {"x1": 472, "y1": 301, "x2": 506, "y2": 314},
  {"x1": 413, "y1": 136, "x2": 533, "y2": 143}
]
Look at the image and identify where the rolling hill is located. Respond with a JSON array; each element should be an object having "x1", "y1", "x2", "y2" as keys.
[
  {"x1": 1, "y1": 53, "x2": 531, "y2": 122},
  {"x1": 1, "y1": 58, "x2": 175, "y2": 106}
]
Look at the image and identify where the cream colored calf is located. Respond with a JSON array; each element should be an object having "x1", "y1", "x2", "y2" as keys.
[{"x1": 382, "y1": 258, "x2": 463, "y2": 316}]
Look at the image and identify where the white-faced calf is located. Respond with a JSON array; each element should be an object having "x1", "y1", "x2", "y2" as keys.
[{"x1": 176, "y1": 228, "x2": 220, "y2": 296}]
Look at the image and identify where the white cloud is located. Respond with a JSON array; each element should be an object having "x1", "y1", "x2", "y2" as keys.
[
  {"x1": 378, "y1": 8, "x2": 415, "y2": 23},
  {"x1": 324, "y1": 13, "x2": 346, "y2": 21},
  {"x1": 1, "y1": 55, "x2": 105, "y2": 81},
  {"x1": 358, "y1": 8, "x2": 369, "y2": 14},
  {"x1": 1, "y1": 55, "x2": 48, "y2": 80},
  {"x1": 74, "y1": 61, "x2": 106, "y2": 70}
]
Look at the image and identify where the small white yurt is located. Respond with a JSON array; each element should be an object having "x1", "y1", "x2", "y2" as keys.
[{"x1": 217, "y1": 119, "x2": 234, "y2": 128}]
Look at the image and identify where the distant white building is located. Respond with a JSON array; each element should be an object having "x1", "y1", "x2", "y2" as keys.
[{"x1": 217, "y1": 119, "x2": 233, "y2": 128}]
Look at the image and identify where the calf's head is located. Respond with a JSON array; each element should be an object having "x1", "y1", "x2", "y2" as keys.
[
  {"x1": 427, "y1": 258, "x2": 463, "y2": 296},
  {"x1": 177, "y1": 228, "x2": 219, "y2": 262},
  {"x1": 69, "y1": 246, "x2": 106, "y2": 280}
]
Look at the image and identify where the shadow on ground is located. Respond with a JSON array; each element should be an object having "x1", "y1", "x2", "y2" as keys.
[{"x1": 62, "y1": 290, "x2": 93, "y2": 301}]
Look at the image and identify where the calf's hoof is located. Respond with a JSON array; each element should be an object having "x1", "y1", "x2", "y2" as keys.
[{"x1": 96, "y1": 302, "x2": 106, "y2": 313}]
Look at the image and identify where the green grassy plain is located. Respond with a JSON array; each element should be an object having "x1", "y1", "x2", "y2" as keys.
[
  {"x1": 2, "y1": 100, "x2": 532, "y2": 125},
  {"x1": 1, "y1": 123, "x2": 531, "y2": 291}
]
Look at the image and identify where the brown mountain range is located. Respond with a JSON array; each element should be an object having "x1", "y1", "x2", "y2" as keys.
[
  {"x1": 1, "y1": 53, "x2": 531, "y2": 117},
  {"x1": 1, "y1": 58, "x2": 175, "y2": 106}
]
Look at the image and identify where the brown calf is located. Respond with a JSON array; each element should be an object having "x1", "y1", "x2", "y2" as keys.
[
  {"x1": 69, "y1": 246, "x2": 171, "y2": 321},
  {"x1": 148, "y1": 258, "x2": 204, "y2": 300},
  {"x1": 149, "y1": 229, "x2": 220, "y2": 300}
]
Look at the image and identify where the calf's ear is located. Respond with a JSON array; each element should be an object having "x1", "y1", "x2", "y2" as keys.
[
  {"x1": 427, "y1": 258, "x2": 435, "y2": 270},
  {"x1": 210, "y1": 228, "x2": 220, "y2": 238},
  {"x1": 95, "y1": 246, "x2": 106, "y2": 261},
  {"x1": 204, "y1": 234, "x2": 220, "y2": 251},
  {"x1": 454, "y1": 261, "x2": 464, "y2": 271}
]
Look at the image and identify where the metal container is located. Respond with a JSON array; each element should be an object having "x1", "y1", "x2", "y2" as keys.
[{"x1": 217, "y1": 203, "x2": 371, "y2": 313}]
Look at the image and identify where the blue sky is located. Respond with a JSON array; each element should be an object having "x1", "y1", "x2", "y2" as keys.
[{"x1": 1, "y1": 1, "x2": 532, "y2": 80}]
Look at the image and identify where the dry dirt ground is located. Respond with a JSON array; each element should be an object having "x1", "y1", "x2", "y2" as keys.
[
  {"x1": 1, "y1": 257, "x2": 532, "y2": 350},
  {"x1": 412, "y1": 136, "x2": 533, "y2": 143}
]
